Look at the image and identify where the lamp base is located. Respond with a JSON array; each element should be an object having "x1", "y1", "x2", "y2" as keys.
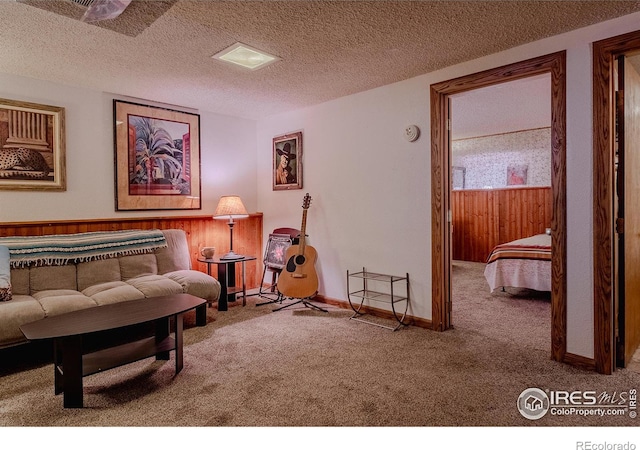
[{"x1": 220, "y1": 251, "x2": 244, "y2": 260}]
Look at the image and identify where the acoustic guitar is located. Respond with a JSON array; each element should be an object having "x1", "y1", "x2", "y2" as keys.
[{"x1": 277, "y1": 193, "x2": 319, "y2": 299}]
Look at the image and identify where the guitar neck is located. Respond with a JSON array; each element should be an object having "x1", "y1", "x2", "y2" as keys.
[{"x1": 298, "y1": 209, "x2": 308, "y2": 254}]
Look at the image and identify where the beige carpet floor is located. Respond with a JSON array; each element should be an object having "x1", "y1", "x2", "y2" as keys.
[{"x1": 0, "y1": 261, "x2": 638, "y2": 431}]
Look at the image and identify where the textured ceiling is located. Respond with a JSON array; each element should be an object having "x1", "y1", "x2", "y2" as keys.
[{"x1": 1, "y1": 1, "x2": 640, "y2": 120}]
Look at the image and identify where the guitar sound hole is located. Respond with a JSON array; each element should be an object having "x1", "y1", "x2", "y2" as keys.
[
  {"x1": 295, "y1": 255, "x2": 306, "y2": 265},
  {"x1": 286, "y1": 257, "x2": 297, "y2": 272}
]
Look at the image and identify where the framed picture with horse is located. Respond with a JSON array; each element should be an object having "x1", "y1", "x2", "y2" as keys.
[{"x1": 273, "y1": 131, "x2": 303, "y2": 191}]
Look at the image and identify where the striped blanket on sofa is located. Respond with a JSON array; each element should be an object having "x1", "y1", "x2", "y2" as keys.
[{"x1": 0, "y1": 229, "x2": 167, "y2": 268}]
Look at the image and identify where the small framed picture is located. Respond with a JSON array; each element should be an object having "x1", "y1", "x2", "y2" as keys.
[
  {"x1": 0, "y1": 98, "x2": 66, "y2": 191},
  {"x1": 273, "y1": 131, "x2": 302, "y2": 190},
  {"x1": 263, "y1": 233, "x2": 293, "y2": 269},
  {"x1": 507, "y1": 164, "x2": 528, "y2": 186}
]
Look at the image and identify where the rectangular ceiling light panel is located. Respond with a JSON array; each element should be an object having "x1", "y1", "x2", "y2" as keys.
[{"x1": 213, "y1": 43, "x2": 280, "y2": 70}]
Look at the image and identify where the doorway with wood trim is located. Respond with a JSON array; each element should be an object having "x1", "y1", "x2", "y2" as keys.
[
  {"x1": 593, "y1": 31, "x2": 640, "y2": 374},
  {"x1": 448, "y1": 75, "x2": 553, "y2": 351},
  {"x1": 430, "y1": 52, "x2": 567, "y2": 364}
]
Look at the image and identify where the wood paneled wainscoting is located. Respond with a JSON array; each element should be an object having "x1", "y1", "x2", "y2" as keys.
[
  {"x1": 0, "y1": 214, "x2": 264, "y2": 291},
  {"x1": 452, "y1": 187, "x2": 552, "y2": 263}
]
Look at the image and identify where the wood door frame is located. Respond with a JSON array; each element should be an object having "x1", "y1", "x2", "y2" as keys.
[
  {"x1": 430, "y1": 52, "x2": 567, "y2": 364},
  {"x1": 593, "y1": 30, "x2": 640, "y2": 374}
]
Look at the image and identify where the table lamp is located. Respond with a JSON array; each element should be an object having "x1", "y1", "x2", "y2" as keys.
[{"x1": 213, "y1": 195, "x2": 249, "y2": 260}]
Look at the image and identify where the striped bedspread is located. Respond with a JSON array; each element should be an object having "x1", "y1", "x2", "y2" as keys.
[
  {"x1": 484, "y1": 234, "x2": 551, "y2": 292},
  {"x1": 0, "y1": 229, "x2": 167, "y2": 268},
  {"x1": 486, "y1": 234, "x2": 551, "y2": 264}
]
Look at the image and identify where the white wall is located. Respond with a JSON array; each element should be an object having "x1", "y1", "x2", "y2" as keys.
[
  {"x1": 0, "y1": 73, "x2": 258, "y2": 222},
  {"x1": 255, "y1": 76, "x2": 475, "y2": 327},
  {"x1": 257, "y1": 11, "x2": 640, "y2": 360},
  {"x1": 258, "y1": 78, "x2": 431, "y2": 318}
]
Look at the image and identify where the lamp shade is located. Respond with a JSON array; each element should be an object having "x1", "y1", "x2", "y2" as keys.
[{"x1": 213, "y1": 195, "x2": 249, "y2": 219}]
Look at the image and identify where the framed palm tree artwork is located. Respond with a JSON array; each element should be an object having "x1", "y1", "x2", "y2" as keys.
[{"x1": 113, "y1": 100, "x2": 201, "y2": 210}]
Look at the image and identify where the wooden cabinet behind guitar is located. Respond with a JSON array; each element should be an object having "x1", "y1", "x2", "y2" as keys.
[{"x1": 277, "y1": 193, "x2": 319, "y2": 299}]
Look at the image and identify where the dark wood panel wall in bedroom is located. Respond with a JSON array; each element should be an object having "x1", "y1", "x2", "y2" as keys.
[
  {"x1": 452, "y1": 187, "x2": 552, "y2": 262},
  {"x1": 0, "y1": 215, "x2": 264, "y2": 289}
]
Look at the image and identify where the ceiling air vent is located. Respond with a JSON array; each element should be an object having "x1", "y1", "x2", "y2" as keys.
[
  {"x1": 18, "y1": 0, "x2": 175, "y2": 36},
  {"x1": 69, "y1": 0, "x2": 133, "y2": 23},
  {"x1": 69, "y1": 0, "x2": 94, "y2": 7}
]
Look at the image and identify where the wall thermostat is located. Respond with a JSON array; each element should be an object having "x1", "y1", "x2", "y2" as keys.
[{"x1": 404, "y1": 125, "x2": 420, "y2": 142}]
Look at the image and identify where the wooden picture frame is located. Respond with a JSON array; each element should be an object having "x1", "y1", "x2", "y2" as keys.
[
  {"x1": 114, "y1": 100, "x2": 201, "y2": 211},
  {"x1": 273, "y1": 131, "x2": 302, "y2": 190},
  {"x1": 0, "y1": 98, "x2": 66, "y2": 191}
]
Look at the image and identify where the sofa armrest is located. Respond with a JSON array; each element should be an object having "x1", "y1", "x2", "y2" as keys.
[{"x1": 163, "y1": 270, "x2": 221, "y2": 303}]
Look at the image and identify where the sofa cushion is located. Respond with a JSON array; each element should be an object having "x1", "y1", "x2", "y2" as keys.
[
  {"x1": 30, "y1": 264, "x2": 77, "y2": 293},
  {"x1": 0, "y1": 295, "x2": 45, "y2": 346},
  {"x1": 164, "y1": 270, "x2": 221, "y2": 302},
  {"x1": 77, "y1": 258, "x2": 122, "y2": 291},
  {"x1": 9, "y1": 267, "x2": 29, "y2": 296},
  {"x1": 125, "y1": 275, "x2": 183, "y2": 297},
  {"x1": 32, "y1": 290, "x2": 98, "y2": 317},
  {"x1": 0, "y1": 246, "x2": 11, "y2": 301},
  {"x1": 157, "y1": 229, "x2": 192, "y2": 273},
  {"x1": 83, "y1": 281, "x2": 145, "y2": 306},
  {"x1": 119, "y1": 254, "x2": 158, "y2": 280}
]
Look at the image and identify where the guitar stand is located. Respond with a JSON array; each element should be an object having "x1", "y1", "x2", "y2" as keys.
[
  {"x1": 272, "y1": 295, "x2": 328, "y2": 313},
  {"x1": 249, "y1": 264, "x2": 285, "y2": 306},
  {"x1": 255, "y1": 291, "x2": 284, "y2": 307}
]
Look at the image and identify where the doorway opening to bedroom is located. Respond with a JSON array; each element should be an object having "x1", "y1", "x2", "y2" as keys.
[
  {"x1": 430, "y1": 52, "x2": 567, "y2": 365},
  {"x1": 447, "y1": 74, "x2": 553, "y2": 351}
]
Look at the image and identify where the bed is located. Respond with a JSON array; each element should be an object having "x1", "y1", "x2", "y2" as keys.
[{"x1": 483, "y1": 233, "x2": 551, "y2": 292}]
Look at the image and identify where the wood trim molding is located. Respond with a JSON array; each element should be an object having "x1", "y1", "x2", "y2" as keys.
[
  {"x1": 430, "y1": 84, "x2": 450, "y2": 331},
  {"x1": 592, "y1": 30, "x2": 640, "y2": 375},
  {"x1": 430, "y1": 52, "x2": 567, "y2": 362},
  {"x1": 563, "y1": 352, "x2": 597, "y2": 372}
]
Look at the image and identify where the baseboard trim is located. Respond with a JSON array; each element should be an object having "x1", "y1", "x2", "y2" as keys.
[{"x1": 313, "y1": 294, "x2": 433, "y2": 329}]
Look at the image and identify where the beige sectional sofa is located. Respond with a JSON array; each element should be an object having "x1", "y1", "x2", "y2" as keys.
[{"x1": 0, "y1": 229, "x2": 221, "y2": 348}]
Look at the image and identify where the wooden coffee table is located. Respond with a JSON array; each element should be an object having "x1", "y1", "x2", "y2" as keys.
[{"x1": 20, "y1": 293, "x2": 205, "y2": 408}]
